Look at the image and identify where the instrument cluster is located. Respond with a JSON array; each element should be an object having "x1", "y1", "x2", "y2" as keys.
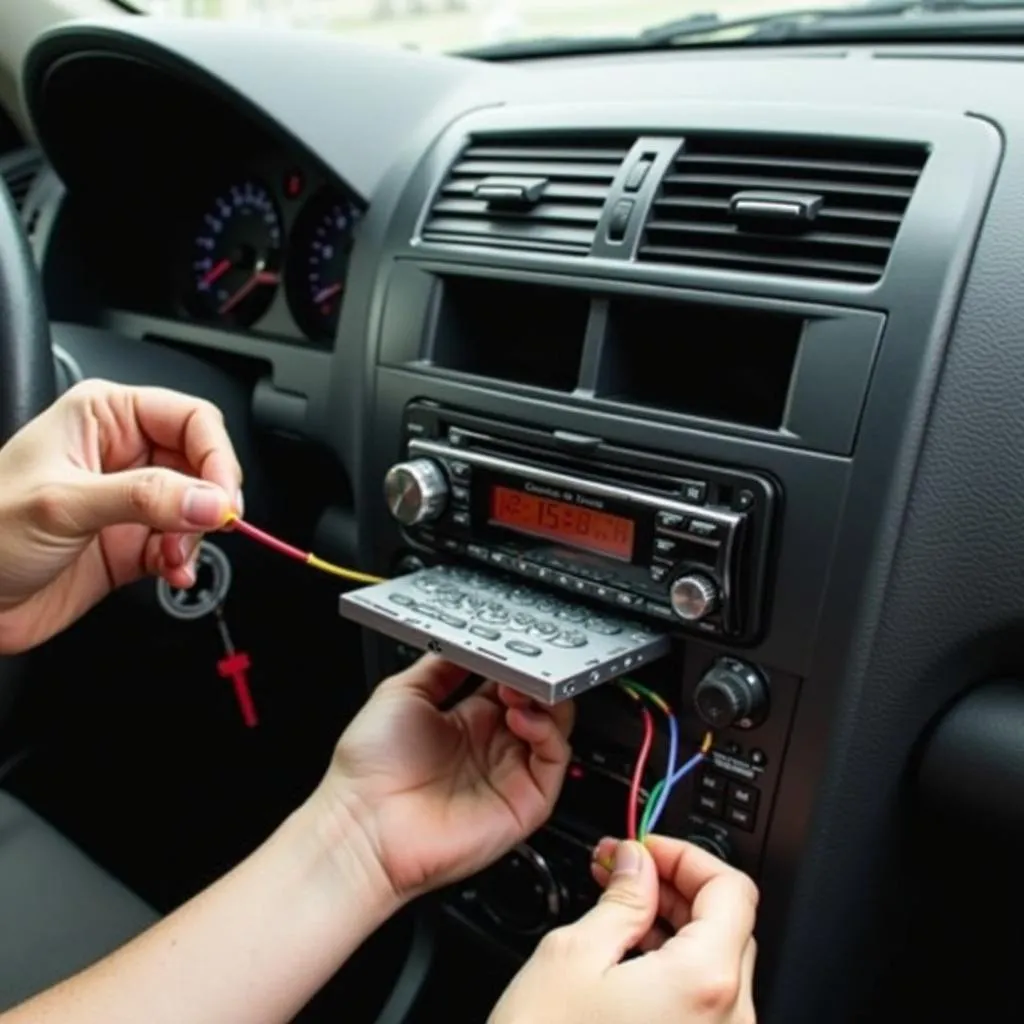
[{"x1": 178, "y1": 159, "x2": 362, "y2": 346}]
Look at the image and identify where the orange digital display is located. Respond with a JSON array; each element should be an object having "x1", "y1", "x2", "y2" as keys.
[{"x1": 490, "y1": 485, "x2": 635, "y2": 562}]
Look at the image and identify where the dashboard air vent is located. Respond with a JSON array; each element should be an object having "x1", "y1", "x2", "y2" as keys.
[
  {"x1": 638, "y1": 135, "x2": 928, "y2": 284},
  {"x1": 422, "y1": 134, "x2": 633, "y2": 254},
  {"x1": 0, "y1": 148, "x2": 44, "y2": 214}
]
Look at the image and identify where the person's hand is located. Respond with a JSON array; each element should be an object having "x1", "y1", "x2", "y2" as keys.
[
  {"x1": 0, "y1": 379, "x2": 242, "y2": 653},
  {"x1": 312, "y1": 655, "x2": 574, "y2": 902},
  {"x1": 489, "y1": 835, "x2": 758, "y2": 1024}
]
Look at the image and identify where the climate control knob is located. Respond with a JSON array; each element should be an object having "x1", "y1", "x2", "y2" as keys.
[
  {"x1": 669, "y1": 572, "x2": 719, "y2": 622},
  {"x1": 684, "y1": 831, "x2": 732, "y2": 863},
  {"x1": 384, "y1": 458, "x2": 449, "y2": 526},
  {"x1": 477, "y1": 843, "x2": 563, "y2": 935},
  {"x1": 693, "y1": 657, "x2": 769, "y2": 730}
]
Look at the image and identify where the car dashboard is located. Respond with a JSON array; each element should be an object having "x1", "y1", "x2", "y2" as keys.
[{"x1": 14, "y1": 16, "x2": 1024, "y2": 1024}]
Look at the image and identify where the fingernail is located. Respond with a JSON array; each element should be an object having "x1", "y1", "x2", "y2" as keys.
[
  {"x1": 235, "y1": 489, "x2": 245, "y2": 518},
  {"x1": 613, "y1": 841, "x2": 642, "y2": 876},
  {"x1": 183, "y1": 486, "x2": 226, "y2": 527},
  {"x1": 592, "y1": 837, "x2": 617, "y2": 873}
]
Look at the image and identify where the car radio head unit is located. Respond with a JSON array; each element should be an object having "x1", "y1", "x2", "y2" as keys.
[{"x1": 380, "y1": 404, "x2": 779, "y2": 645}]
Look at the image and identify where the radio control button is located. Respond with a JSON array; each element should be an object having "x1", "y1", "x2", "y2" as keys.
[
  {"x1": 384, "y1": 458, "x2": 449, "y2": 526},
  {"x1": 656, "y1": 510, "x2": 686, "y2": 530},
  {"x1": 686, "y1": 519, "x2": 725, "y2": 542},
  {"x1": 556, "y1": 606, "x2": 588, "y2": 623},
  {"x1": 681, "y1": 479, "x2": 708, "y2": 504},
  {"x1": 451, "y1": 485, "x2": 470, "y2": 504},
  {"x1": 528, "y1": 622, "x2": 559, "y2": 640},
  {"x1": 550, "y1": 630, "x2": 587, "y2": 648},
  {"x1": 586, "y1": 619, "x2": 622, "y2": 635},
  {"x1": 478, "y1": 606, "x2": 510, "y2": 625},
  {"x1": 506, "y1": 639, "x2": 542, "y2": 657},
  {"x1": 615, "y1": 591, "x2": 643, "y2": 608},
  {"x1": 669, "y1": 573, "x2": 719, "y2": 622},
  {"x1": 451, "y1": 511, "x2": 470, "y2": 528},
  {"x1": 650, "y1": 564, "x2": 670, "y2": 583},
  {"x1": 447, "y1": 460, "x2": 471, "y2": 481},
  {"x1": 467, "y1": 544, "x2": 489, "y2": 561},
  {"x1": 470, "y1": 624, "x2": 502, "y2": 641},
  {"x1": 653, "y1": 537, "x2": 679, "y2": 557}
]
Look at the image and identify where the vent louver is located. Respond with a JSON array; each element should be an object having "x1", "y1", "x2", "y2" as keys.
[
  {"x1": 422, "y1": 135, "x2": 633, "y2": 254},
  {"x1": 0, "y1": 148, "x2": 44, "y2": 214},
  {"x1": 638, "y1": 135, "x2": 928, "y2": 284}
]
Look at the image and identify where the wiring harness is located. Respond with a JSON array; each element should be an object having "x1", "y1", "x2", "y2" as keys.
[{"x1": 618, "y1": 678, "x2": 713, "y2": 842}]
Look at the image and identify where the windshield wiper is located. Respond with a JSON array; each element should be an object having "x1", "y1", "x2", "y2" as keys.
[
  {"x1": 456, "y1": 0, "x2": 1024, "y2": 59},
  {"x1": 640, "y1": 0, "x2": 1024, "y2": 44}
]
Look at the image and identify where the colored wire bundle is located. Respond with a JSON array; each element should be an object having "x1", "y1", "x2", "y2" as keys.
[
  {"x1": 619, "y1": 685, "x2": 656, "y2": 841},
  {"x1": 221, "y1": 513, "x2": 385, "y2": 585},
  {"x1": 619, "y1": 678, "x2": 714, "y2": 841}
]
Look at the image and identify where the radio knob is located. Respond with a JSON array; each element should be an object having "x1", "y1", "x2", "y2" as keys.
[
  {"x1": 477, "y1": 843, "x2": 563, "y2": 935},
  {"x1": 384, "y1": 459, "x2": 449, "y2": 526},
  {"x1": 669, "y1": 572, "x2": 719, "y2": 622},
  {"x1": 693, "y1": 657, "x2": 769, "y2": 730}
]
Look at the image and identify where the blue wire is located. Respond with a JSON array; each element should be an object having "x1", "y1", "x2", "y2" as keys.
[
  {"x1": 646, "y1": 712, "x2": 679, "y2": 834},
  {"x1": 645, "y1": 748, "x2": 707, "y2": 836}
]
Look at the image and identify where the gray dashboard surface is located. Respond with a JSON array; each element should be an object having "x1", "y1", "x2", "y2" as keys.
[{"x1": 20, "y1": 16, "x2": 1024, "y2": 1024}]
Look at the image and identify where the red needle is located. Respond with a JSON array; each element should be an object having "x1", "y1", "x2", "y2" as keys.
[
  {"x1": 201, "y1": 258, "x2": 232, "y2": 287},
  {"x1": 313, "y1": 282, "x2": 343, "y2": 305},
  {"x1": 218, "y1": 269, "x2": 279, "y2": 316}
]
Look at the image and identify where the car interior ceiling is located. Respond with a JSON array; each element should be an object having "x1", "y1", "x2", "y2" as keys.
[{"x1": 1, "y1": 5, "x2": 1024, "y2": 1023}]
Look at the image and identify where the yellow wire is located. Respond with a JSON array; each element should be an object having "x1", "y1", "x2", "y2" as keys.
[
  {"x1": 306, "y1": 553, "x2": 385, "y2": 585},
  {"x1": 701, "y1": 731, "x2": 713, "y2": 753},
  {"x1": 221, "y1": 511, "x2": 385, "y2": 585}
]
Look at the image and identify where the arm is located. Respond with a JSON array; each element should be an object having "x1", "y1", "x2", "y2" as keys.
[{"x1": 2, "y1": 799, "x2": 399, "y2": 1024}]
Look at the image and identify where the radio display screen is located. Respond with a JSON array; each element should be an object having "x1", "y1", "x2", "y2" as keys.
[{"x1": 490, "y1": 484, "x2": 635, "y2": 562}]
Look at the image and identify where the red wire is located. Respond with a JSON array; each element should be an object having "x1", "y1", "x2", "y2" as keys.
[
  {"x1": 627, "y1": 705, "x2": 655, "y2": 841},
  {"x1": 227, "y1": 517, "x2": 309, "y2": 563}
]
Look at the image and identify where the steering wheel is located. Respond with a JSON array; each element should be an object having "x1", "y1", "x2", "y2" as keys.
[{"x1": 0, "y1": 177, "x2": 56, "y2": 444}]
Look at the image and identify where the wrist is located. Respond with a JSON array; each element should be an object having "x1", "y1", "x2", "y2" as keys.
[{"x1": 294, "y1": 784, "x2": 404, "y2": 924}]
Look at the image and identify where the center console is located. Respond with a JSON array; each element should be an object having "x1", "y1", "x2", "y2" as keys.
[{"x1": 338, "y1": 100, "x2": 998, "y2": 990}]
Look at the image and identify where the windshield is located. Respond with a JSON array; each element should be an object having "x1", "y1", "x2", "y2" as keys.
[{"x1": 131, "y1": 0, "x2": 864, "y2": 52}]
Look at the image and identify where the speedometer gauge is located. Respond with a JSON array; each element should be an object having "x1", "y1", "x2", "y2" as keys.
[
  {"x1": 285, "y1": 187, "x2": 361, "y2": 343},
  {"x1": 185, "y1": 179, "x2": 283, "y2": 328}
]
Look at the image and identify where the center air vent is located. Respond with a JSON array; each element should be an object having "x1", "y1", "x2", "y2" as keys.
[
  {"x1": 421, "y1": 135, "x2": 633, "y2": 255},
  {"x1": 638, "y1": 135, "x2": 928, "y2": 284}
]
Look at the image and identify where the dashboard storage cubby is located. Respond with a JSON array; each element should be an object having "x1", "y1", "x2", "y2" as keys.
[
  {"x1": 429, "y1": 275, "x2": 589, "y2": 392},
  {"x1": 595, "y1": 296, "x2": 803, "y2": 430}
]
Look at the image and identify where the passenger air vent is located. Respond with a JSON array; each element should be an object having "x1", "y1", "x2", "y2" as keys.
[
  {"x1": 638, "y1": 135, "x2": 928, "y2": 284},
  {"x1": 422, "y1": 134, "x2": 633, "y2": 254},
  {"x1": 0, "y1": 148, "x2": 44, "y2": 214}
]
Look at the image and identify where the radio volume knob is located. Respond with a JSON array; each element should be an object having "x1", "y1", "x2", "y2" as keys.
[
  {"x1": 669, "y1": 572, "x2": 719, "y2": 622},
  {"x1": 384, "y1": 459, "x2": 449, "y2": 526}
]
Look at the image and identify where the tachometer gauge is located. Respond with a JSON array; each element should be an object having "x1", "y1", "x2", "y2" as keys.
[
  {"x1": 286, "y1": 187, "x2": 361, "y2": 343},
  {"x1": 185, "y1": 180, "x2": 283, "y2": 327}
]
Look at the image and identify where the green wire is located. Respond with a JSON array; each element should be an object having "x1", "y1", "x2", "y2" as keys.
[{"x1": 639, "y1": 778, "x2": 665, "y2": 840}]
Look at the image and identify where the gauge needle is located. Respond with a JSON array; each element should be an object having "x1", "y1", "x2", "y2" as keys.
[
  {"x1": 218, "y1": 269, "x2": 280, "y2": 316},
  {"x1": 313, "y1": 282, "x2": 343, "y2": 305},
  {"x1": 201, "y1": 258, "x2": 232, "y2": 288}
]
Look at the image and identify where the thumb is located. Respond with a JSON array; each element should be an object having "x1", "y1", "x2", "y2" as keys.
[
  {"x1": 61, "y1": 468, "x2": 232, "y2": 534},
  {"x1": 572, "y1": 841, "x2": 658, "y2": 966}
]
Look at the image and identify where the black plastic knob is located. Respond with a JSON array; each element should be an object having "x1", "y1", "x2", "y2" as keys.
[
  {"x1": 693, "y1": 658, "x2": 769, "y2": 730},
  {"x1": 685, "y1": 831, "x2": 731, "y2": 862},
  {"x1": 477, "y1": 843, "x2": 562, "y2": 935}
]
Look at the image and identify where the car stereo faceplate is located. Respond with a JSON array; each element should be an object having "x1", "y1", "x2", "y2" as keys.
[{"x1": 338, "y1": 565, "x2": 671, "y2": 704}]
